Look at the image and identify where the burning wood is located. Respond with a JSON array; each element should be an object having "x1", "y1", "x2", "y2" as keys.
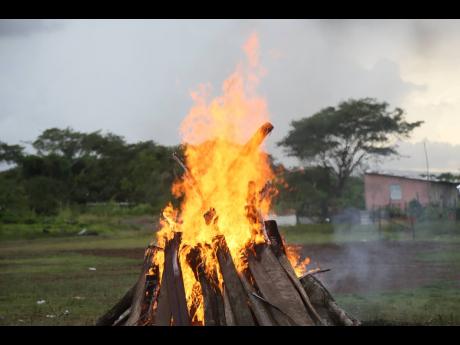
[
  {"x1": 97, "y1": 121, "x2": 358, "y2": 326},
  {"x1": 160, "y1": 232, "x2": 190, "y2": 326},
  {"x1": 186, "y1": 245, "x2": 225, "y2": 326},
  {"x1": 97, "y1": 219, "x2": 358, "y2": 326},
  {"x1": 300, "y1": 273, "x2": 361, "y2": 326},
  {"x1": 96, "y1": 35, "x2": 359, "y2": 326},
  {"x1": 213, "y1": 235, "x2": 255, "y2": 326},
  {"x1": 246, "y1": 243, "x2": 314, "y2": 325}
]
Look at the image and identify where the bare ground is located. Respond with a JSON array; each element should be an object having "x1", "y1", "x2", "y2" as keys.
[
  {"x1": 298, "y1": 240, "x2": 460, "y2": 294},
  {"x1": 71, "y1": 240, "x2": 460, "y2": 295}
]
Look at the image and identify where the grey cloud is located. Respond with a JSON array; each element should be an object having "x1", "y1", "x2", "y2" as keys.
[
  {"x1": 0, "y1": 19, "x2": 65, "y2": 37},
  {"x1": 0, "y1": 19, "x2": 458, "y2": 173},
  {"x1": 370, "y1": 140, "x2": 460, "y2": 174}
]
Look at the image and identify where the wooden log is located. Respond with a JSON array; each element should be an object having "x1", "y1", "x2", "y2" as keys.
[
  {"x1": 213, "y1": 235, "x2": 255, "y2": 326},
  {"x1": 97, "y1": 244, "x2": 159, "y2": 326},
  {"x1": 264, "y1": 220, "x2": 286, "y2": 256},
  {"x1": 239, "y1": 272, "x2": 276, "y2": 326},
  {"x1": 299, "y1": 273, "x2": 361, "y2": 326},
  {"x1": 95, "y1": 284, "x2": 135, "y2": 326},
  {"x1": 240, "y1": 122, "x2": 274, "y2": 156},
  {"x1": 247, "y1": 244, "x2": 314, "y2": 326},
  {"x1": 186, "y1": 246, "x2": 225, "y2": 326},
  {"x1": 113, "y1": 308, "x2": 131, "y2": 326},
  {"x1": 125, "y1": 245, "x2": 159, "y2": 326},
  {"x1": 163, "y1": 232, "x2": 190, "y2": 326},
  {"x1": 153, "y1": 269, "x2": 172, "y2": 326},
  {"x1": 188, "y1": 282, "x2": 203, "y2": 326},
  {"x1": 264, "y1": 220, "x2": 324, "y2": 325},
  {"x1": 207, "y1": 123, "x2": 275, "y2": 209},
  {"x1": 222, "y1": 286, "x2": 236, "y2": 326},
  {"x1": 138, "y1": 264, "x2": 161, "y2": 325}
]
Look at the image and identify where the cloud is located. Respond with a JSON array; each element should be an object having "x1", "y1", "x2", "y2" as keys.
[
  {"x1": 0, "y1": 19, "x2": 458, "y2": 173},
  {"x1": 370, "y1": 140, "x2": 460, "y2": 173},
  {"x1": 0, "y1": 19, "x2": 65, "y2": 37}
]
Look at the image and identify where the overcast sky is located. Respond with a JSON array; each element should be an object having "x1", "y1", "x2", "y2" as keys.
[{"x1": 0, "y1": 19, "x2": 459, "y2": 173}]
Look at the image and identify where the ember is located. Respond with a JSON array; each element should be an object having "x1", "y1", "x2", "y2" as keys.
[{"x1": 96, "y1": 33, "x2": 359, "y2": 326}]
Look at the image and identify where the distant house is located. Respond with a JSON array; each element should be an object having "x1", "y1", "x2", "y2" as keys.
[{"x1": 364, "y1": 170, "x2": 459, "y2": 211}]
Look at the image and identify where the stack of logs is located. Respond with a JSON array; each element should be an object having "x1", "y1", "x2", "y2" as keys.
[{"x1": 96, "y1": 220, "x2": 360, "y2": 326}]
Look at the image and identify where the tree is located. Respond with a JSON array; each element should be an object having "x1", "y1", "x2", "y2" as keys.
[
  {"x1": 32, "y1": 127, "x2": 85, "y2": 160},
  {"x1": 436, "y1": 172, "x2": 460, "y2": 183},
  {"x1": 0, "y1": 141, "x2": 24, "y2": 164},
  {"x1": 278, "y1": 98, "x2": 423, "y2": 197},
  {"x1": 275, "y1": 166, "x2": 333, "y2": 219}
]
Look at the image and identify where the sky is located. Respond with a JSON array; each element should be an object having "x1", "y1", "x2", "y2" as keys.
[{"x1": 0, "y1": 19, "x2": 459, "y2": 173}]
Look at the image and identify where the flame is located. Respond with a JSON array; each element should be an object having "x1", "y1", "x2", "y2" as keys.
[
  {"x1": 285, "y1": 244, "x2": 311, "y2": 277},
  {"x1": 164, "y1": 35, "x2": 273, "y2": 249},
  {"x1": 154, "y1": 33, "x2": 304, "y2": 323}
]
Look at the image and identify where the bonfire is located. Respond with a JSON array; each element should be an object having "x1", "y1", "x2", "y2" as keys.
[{"x1": 96, "y1": 33, "x2": 359, "y2": 326}]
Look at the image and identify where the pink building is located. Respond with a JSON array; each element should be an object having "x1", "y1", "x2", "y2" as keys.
[{"x1": 364, "y1": 172, "x2": 459, "y2": 211}]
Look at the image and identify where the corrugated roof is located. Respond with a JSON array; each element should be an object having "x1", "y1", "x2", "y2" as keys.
[{"x1": 365, "y1": 169, "x2": 460, "y2": 185}]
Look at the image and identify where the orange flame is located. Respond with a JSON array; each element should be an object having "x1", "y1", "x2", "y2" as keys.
[
  {"x1": 154, "y1": 33, "x2": 306, "y2": 322},
  {"x1": 164, "y1": 32, "x2": 273, "y2": 254},
  {"x1": 285, "y1": 244, "x2": 311, "y2": 277}
]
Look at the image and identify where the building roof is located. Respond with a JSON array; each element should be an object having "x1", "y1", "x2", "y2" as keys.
[{"x1": 365, "y1": 169, "x2": 460, "y2": 186}]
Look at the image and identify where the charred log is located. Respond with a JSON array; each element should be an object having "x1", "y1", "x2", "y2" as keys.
[
  {"x1": 300, "y1": 273, "x2": 361, "y2": 326},
  {"x1": 186, "y1": 245, "x2": 225, "y2": 326},
  {"x1": 162, "y1": 232, "x2": 190, "y2": 326},
  {"x1": 213, "y1": 235, "x2": 255, "y2": 326},
  {"x1": 125, "y1": 245, "x2": 159, "y2": 326},
  {"x1": 264, "y1": 220, "x2": 324, "y2": 325},
  {"x1": 95, "y1": 284, "x2": 135, "y2": 326},
  {"x1": 247, "y1": 243, "x2": 314, "y2": 326}
]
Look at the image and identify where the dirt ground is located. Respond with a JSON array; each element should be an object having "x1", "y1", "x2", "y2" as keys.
[
  {"x1": 298, "y1": 241, "x2": 460, "y2": 294},
  {"x1": 73, "y1": 240, "x2": 460, "y2": 295}
]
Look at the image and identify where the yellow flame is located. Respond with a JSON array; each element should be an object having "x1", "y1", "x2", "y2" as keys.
[{"x1": 154, "y1": 33, "x2": 302, "y2": 323}]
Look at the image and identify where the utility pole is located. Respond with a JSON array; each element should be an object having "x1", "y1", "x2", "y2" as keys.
[{"x1": 423, "y1": 140, "x2": 430, "y2": 181}]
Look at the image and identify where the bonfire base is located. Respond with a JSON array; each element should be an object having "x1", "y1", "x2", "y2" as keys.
[{"x1": 96, "y1": 220, "x2": 359, "y2": 326}]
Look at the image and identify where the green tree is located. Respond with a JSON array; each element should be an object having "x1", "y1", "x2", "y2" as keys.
[
  {"x1": 278, "y1": 98, "x2": 423, "y2": 197},
  {"x1": 0, "y1": 141, "x2": 24, "y2": 164},
  {"x1": 32, "y1": 127, "x2": 85, "y2": 160},
  {"x1": 436, "y1": 172, "x2": 460, "y2": 183},
  {"x1": 275, "y1": 166, "x2": 333, "y2": 219}
]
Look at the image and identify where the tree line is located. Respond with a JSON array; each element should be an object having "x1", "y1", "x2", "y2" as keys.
[
  {"x1": 0, "y1": 128, "x2": 180, "y2": 218},
  {"x1": 1, "y1": 98, "x2": 427, "y2": 220}
]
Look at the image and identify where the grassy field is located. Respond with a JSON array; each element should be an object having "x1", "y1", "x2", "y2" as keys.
[
  {"x1": 1, "y1": 216, "x2": 459, "y2": 326},
  {"x1": 336, "y1": 281, "x2": 460, "y2": 325}
]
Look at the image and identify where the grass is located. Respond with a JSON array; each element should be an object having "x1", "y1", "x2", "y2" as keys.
[
  {"x1": 0, "y1": 213, "x2": 156, "y2": 325},
  {"x1": 279, "y1": 221, "x2": 460, "y2": 245},
  {"x1": 416, "y1": 250, "x2": 460, "y2": 265},
  {"x1": 1, "y1": 214, "x2": 460, "y2": 325},
  {"x1": 335, "y1": 281, "x2": 460, "y2": 325},
  {"x1": 0, "y1": 206, "x2": 159, "y2": 241},
  {"x1": 0, "y1": 251, "x2": 141, "y2": 325}
]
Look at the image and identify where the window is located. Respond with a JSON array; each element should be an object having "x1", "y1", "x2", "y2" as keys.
[{"x1": 390, "y1": 184, "x2": 402, "y2": 200}]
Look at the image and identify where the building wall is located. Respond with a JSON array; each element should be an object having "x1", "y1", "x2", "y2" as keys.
[
  {"x1": 266, "y1": 214, "x2": 297, "y2": 226},
  {"x1": 364, "y1": 174, "x2": 458, "y2": 210}
]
